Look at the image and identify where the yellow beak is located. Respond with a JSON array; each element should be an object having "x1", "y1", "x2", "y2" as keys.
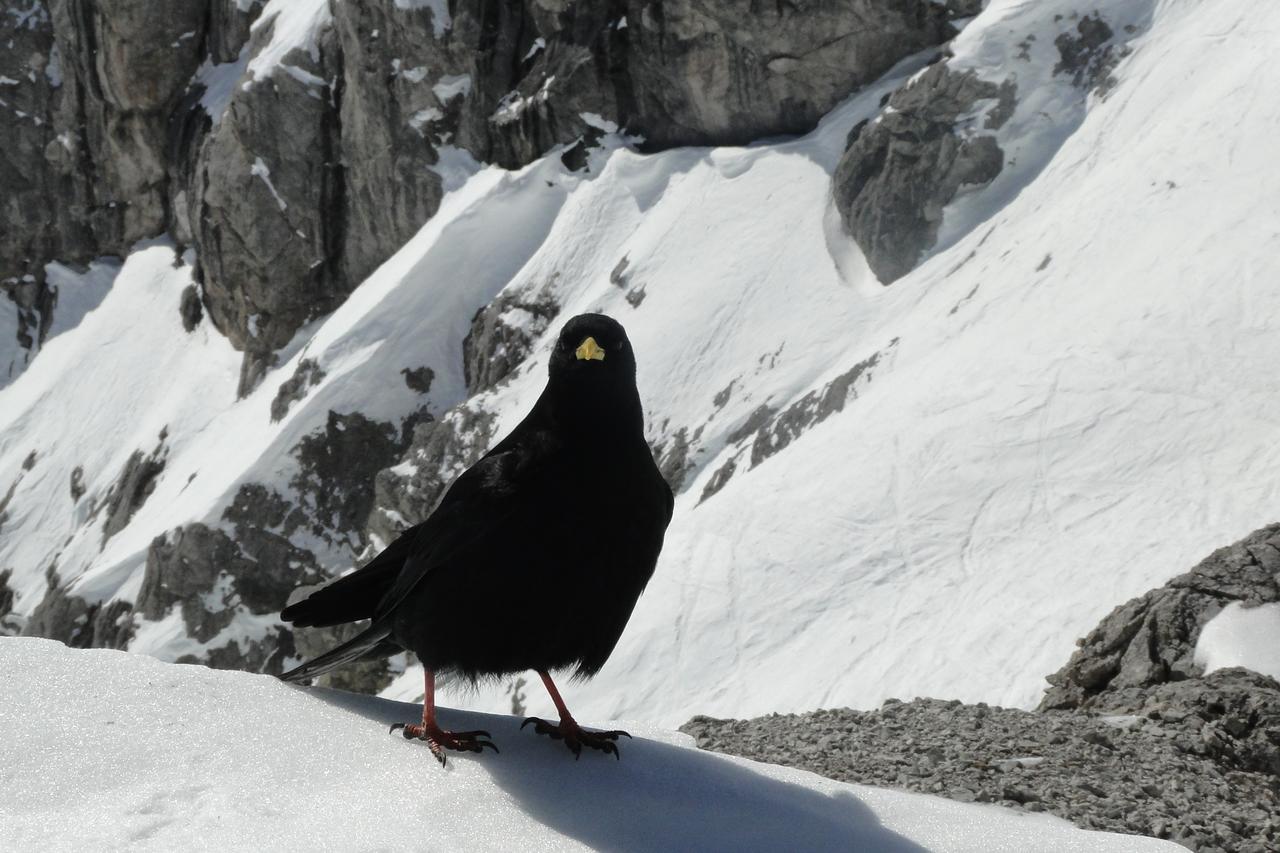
[{"x1": 575, "y1": 336, "x2": 606, "y2": 361}]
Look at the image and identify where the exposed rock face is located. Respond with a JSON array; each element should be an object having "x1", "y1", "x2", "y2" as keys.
[
  {"x1": 4, "y1": 0, "x2": 955, "y2": 385},
  {"x1": 269, "y1": 358, "x2": 326, "y2": 422},
  {"x1": 701, "y1": 341, "x2": 894, "y2": 502},
  {"x1": 462, "y1": 293, "x2": 559, "y2": 394},
  {"x1": 0, "y1": 568, "x2": 18, "y2": 635},
  {"x1": 22, "y1": 568, "x2": 134, "y2": 649},
  {"x1": 1054, "y1": 12, "x2": 1121, "y2": 94},
  {"x1": 617, "y1": 0, "x2": 952, "y2": 150},
  {"x1": 1040, "y1": 523, "x2": 1280, "y2": 711},
  {"x1": 832, "y1": 62, "x2": 1014, "y2": 283},
  {"x1": 100, "y1": 434, "x2": 168, "y2": 543},
  {"x1": 191, "y1": 21, "x2": 344, "y2": 373},
  {"x1": 367, "y1": 402, "x2": 497, "y2": 547},
  {"x1": 135, "y1": 523, "x2": 298, "y2": 672}
]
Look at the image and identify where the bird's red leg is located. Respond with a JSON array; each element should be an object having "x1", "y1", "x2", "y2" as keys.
[
  {"x1": 390, "y1": 668, "x2": 498, "y2": 764},
  {"x1": 521, "y1": 670, "x2": 631, "y2": 759}
]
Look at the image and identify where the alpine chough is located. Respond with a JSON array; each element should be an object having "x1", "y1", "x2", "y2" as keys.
[{"x1": 280, "y1": 313, "x2": 674, "y2": 762}]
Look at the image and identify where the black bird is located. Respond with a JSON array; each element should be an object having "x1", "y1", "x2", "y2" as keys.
[{"x1": 280, "y1": 313, "x2": 674, "y2": 763}]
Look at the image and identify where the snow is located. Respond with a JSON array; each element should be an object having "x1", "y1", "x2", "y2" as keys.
[
  {"x1": 195, "y1": 50, "x2": 249, "y2": 126},
  {"x1": 244, "y1": 0, "x2": 332, "y2": 86},
  {"x1": 523, "y1": 37, "x2": 546, "y2": 62},
  {"x1": 2, "y1": 0, "x2": 1280, "y2": 737},
  {"x1": 250, "y1": 157, "x2": 288, "y2": 211},
  {"x1": 432, "y1": 73, "x2": 472, "y2": 103},
  {"x1": 0, "y1": 638, "x2": 1179, "y2": 852},
  {"x1": 408, "y1": 106, "x2": 443, "y2": 135},
  {"x1": 394, "y1": 0, "x2": 451, "y2": 39},
  {"x1": 1193, "y1": 602, "x2": 1280, "y2": 681},
  {"x1": 0, "y1": 257, "x2": 118, "y2": 392}
]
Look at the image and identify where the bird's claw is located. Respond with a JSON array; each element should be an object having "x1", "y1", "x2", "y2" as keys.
[
  {"x1": 522, "y1": 716, "x2": 631, "y2": 760},
  {"x1": 390, "y1": 722, "x2": 499, "y2": 765}
]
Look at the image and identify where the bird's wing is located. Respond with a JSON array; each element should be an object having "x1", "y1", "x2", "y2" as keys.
[{"x1": 372, "y1": 437, "x2": 549, "y2": 619}]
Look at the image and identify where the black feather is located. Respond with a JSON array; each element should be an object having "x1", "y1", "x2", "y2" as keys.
[{"x1": 279, "y1": 313, "x2": 674, "y2": 685}]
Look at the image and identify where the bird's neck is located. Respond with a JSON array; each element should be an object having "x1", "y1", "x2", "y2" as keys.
[{"x1": 541, "y1": 380, "x2": 646, "y2": 450}]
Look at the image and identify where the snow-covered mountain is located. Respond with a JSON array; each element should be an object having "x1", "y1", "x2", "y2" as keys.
[
  {"x1": 2, "y1": 0, "x2": 1279, "y2": 732},
  {"x1": 0, "y1": 637, "x2": 1183, "y2": 852}
]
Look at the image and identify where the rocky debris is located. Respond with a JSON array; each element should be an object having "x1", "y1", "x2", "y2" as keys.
[
  {"x1": 462, "y1": 293, "x2": 559, "y2": 394},
  {"x1": 269, "y1": 358, "x2": 326, "y2": 422},
  {"x1": 1041, "y1": 523, "x2": 1280, "y2": 711},
  {"x1": 1054, "y1": 13, "x2": 1122, "y2": 95},
  {"x1": 683, "y1": 674, "x2": 1280, "y2": 853},
  {"x1": 367, "y1": 402, "x2": 497, "y2": 547},
  {"x1": 701, "y1": 343, "x2": 894, "y2": 502},
  {"x1": 833, "y1": 61, "x2": 1015, "y2": 283},
  {"x1": 100, "y1": 434, "x2": 168, "y2": 543}
]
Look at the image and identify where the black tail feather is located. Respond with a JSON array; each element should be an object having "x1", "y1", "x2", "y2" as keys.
[
  {"x1": 278, "y1": 623, "x2": 396, "y2": 684},
  {"x1": 280, "y1": 531, "x2": 415, "y2": 628}
]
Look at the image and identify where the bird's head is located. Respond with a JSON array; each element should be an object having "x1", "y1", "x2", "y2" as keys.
[
  {"x1": 549, "y1": 313, "x2": 637, "y2": 382},
  {"x1": 545, "y1": 313, "x2": 642, "y2": 436}
]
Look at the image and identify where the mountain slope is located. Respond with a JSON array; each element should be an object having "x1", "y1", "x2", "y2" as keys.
[{"x1": 1, "y1": 0, "x2": 1278, "y2": 730}]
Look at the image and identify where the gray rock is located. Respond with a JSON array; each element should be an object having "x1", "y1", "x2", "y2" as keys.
[
  {"x1": 682, "y1": 683, "x2": 1280, "y2": 853},
  {"x1": 22, "y1": 567, "x2": 134, "y2": 649},
  {"x1": 290, "y1": 409, "x2": 425, "y2": 553},
  {"x1": 832, "y1": 62, "x2": 1015, "y2": 283},
  {"x1": 1040, "y1": 523, "x2": 1280, "y2": 711},
  {"x1": 269, "y1": 358, "x2": 325, "y2": 422},
  {"x1": 1054, "y1": 13, "x2": 1121, "y2": 95},
  {"x1": 189, "y1": 20, "x2": 345, "y2": 379},
  {"x1": 462, "y1": 293, "x2": 559, "y2": 395},
  {"x1": 617, "y1": 0, "x2": 953, "y2": 150},
  {"x1": 179, "y1": 284, "x2": 203, "y2": 332},
  {"x1": 0, "y1": 568, "x2": 18, "y2": 635},
  {"x1": 367, "y1": 402, "x2": 497, "y2": 547},
  {"x1": 701, "y1": 341, "x2": 895, "y2": 502},
  {"x1": 100, "y1": 432, "x2": 168, "y2": 544},
  {"x1": 330, "y1": 1, "x2": 449, "y2": 288},
  {"x1": 135, "y1": 522, "x2": 300, "y2": 672}
]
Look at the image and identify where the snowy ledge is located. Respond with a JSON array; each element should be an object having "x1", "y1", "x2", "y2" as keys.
[{"x1": 0, "y1": 639, "x2": 1178, "y2": 851}]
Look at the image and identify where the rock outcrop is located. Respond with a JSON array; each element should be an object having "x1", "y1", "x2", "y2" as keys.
[
  {"x1": 832, "y1": 61, "x2": 1014, "y2": 283},
  {"x1": 1040, "y1": 523, "x2": 1280, "y2": 711}
]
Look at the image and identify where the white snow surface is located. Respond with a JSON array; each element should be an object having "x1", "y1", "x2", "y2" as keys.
[
  {"x1": 2, "y1": 0, "x2": 1279, "y2": 732},
  {"x1": 244, "y1": 0, "x2": 332, "y2": 86},
  {"x1": 1193, "y1": 602, "x2": 1280, "y2": 682},
  {"x1": 0, "y1": 638, "x2": 1178, "y2": 852}
]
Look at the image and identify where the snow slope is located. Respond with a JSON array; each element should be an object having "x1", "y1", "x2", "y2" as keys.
[
  {"x1": 2, "y1": 0, "x2": 1280, "y2": 730},
  {"x1": 0, "y1": 638, "x2": 1179, "y2": 852}
]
